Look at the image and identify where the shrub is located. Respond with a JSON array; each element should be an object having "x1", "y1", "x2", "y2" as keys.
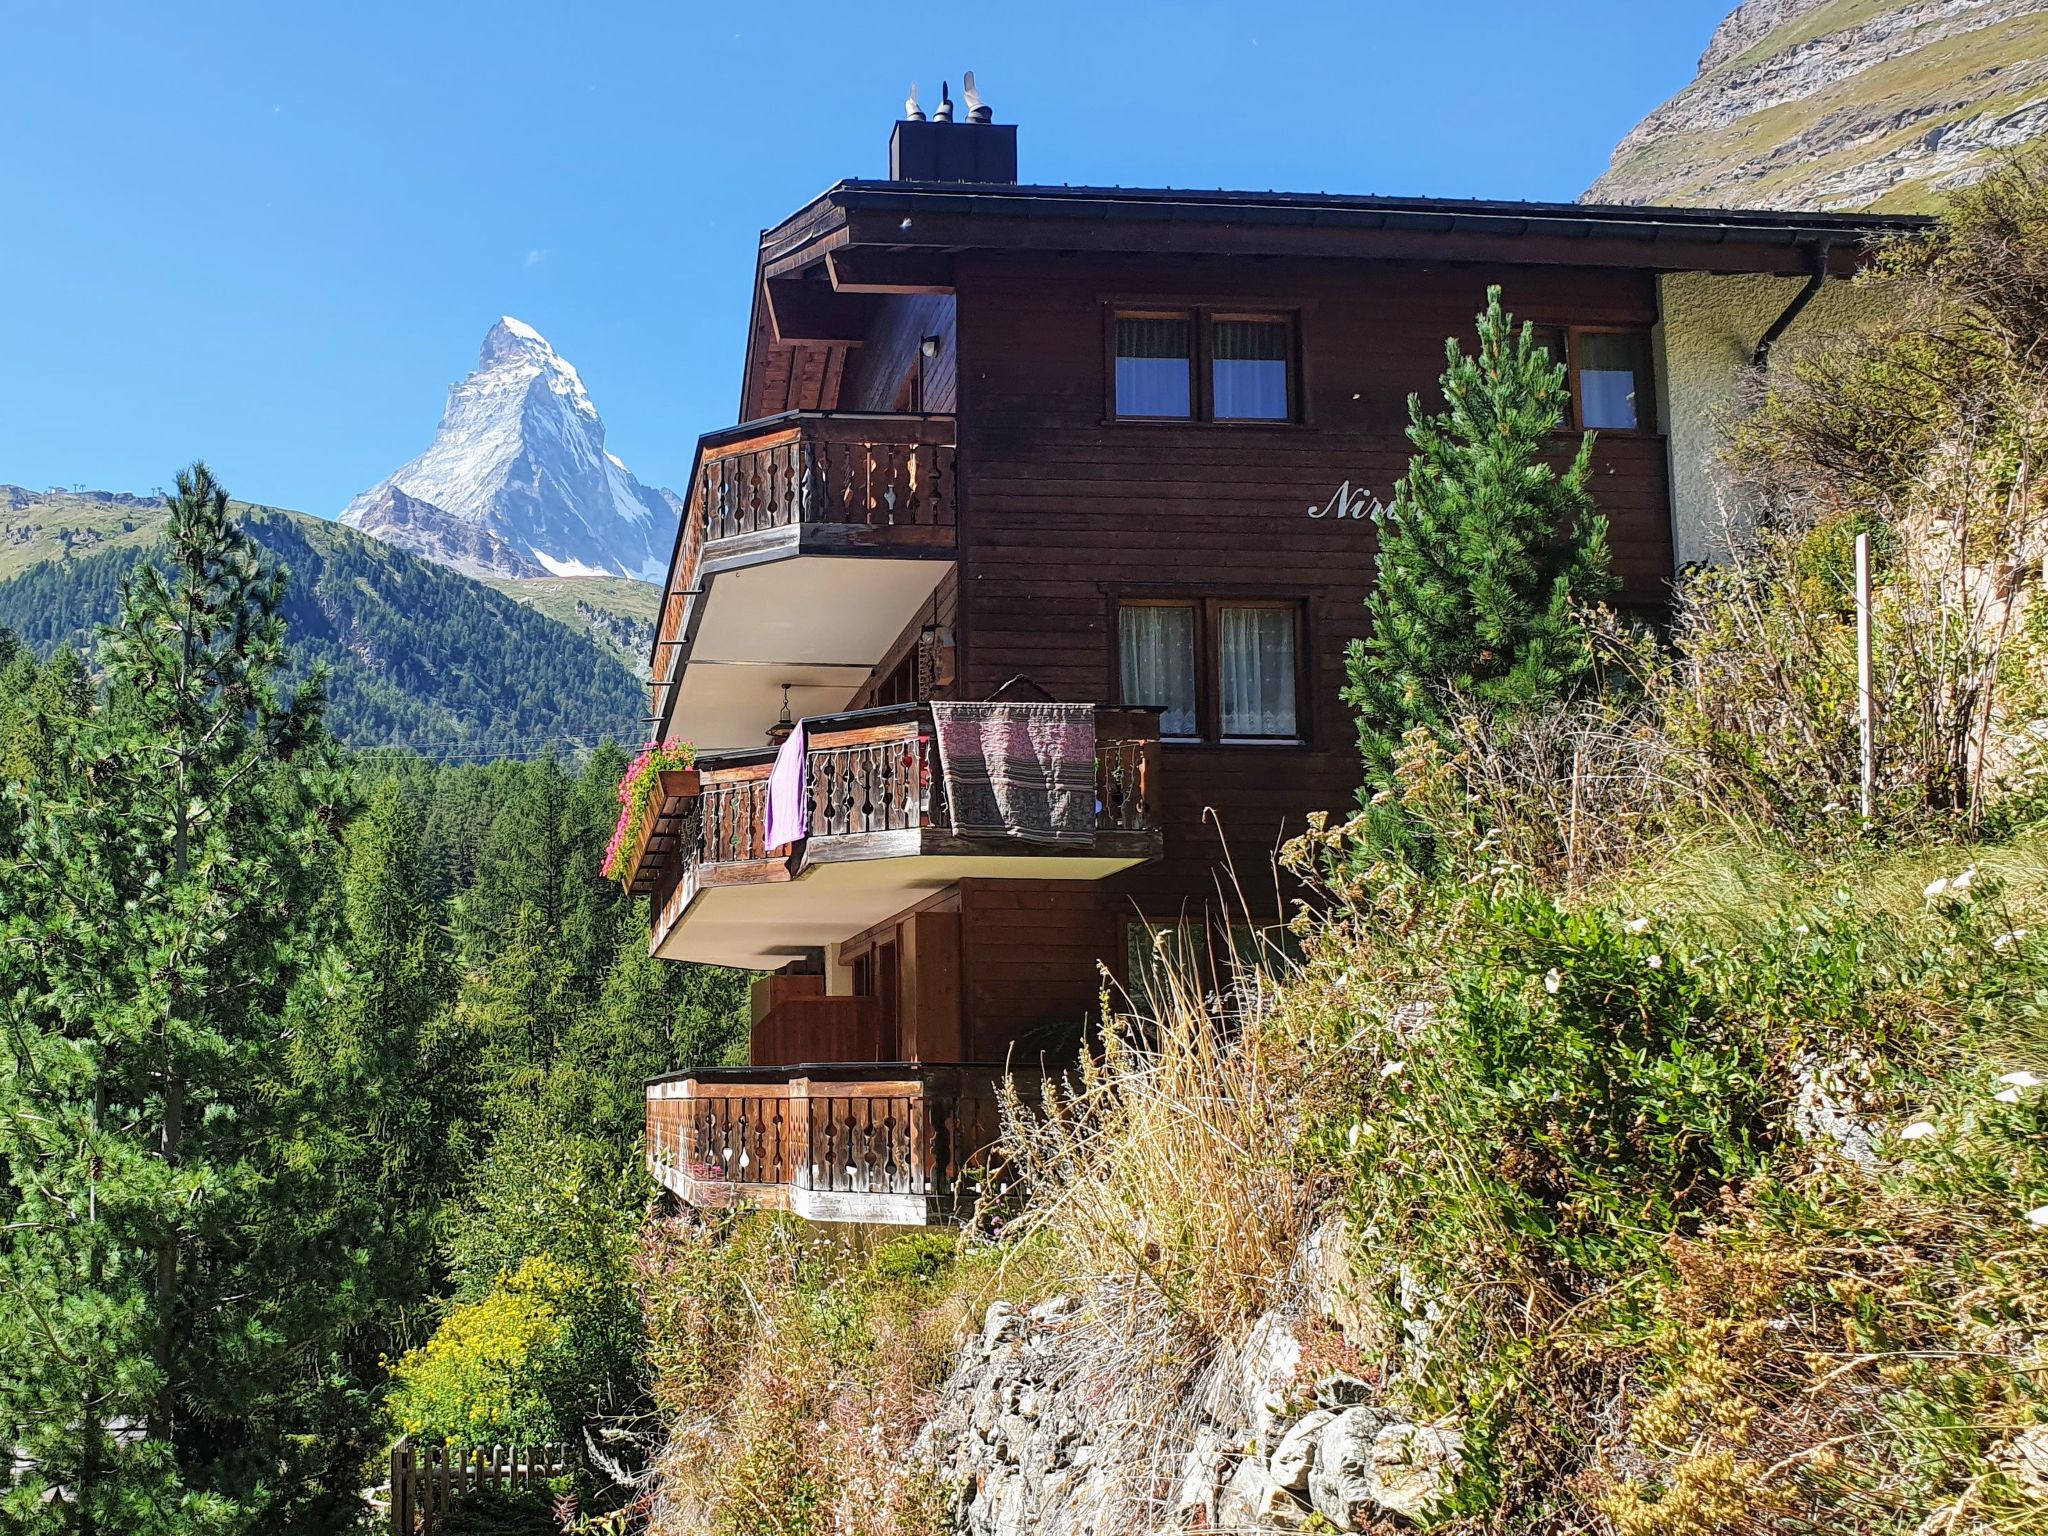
[{"x1": 388, "y1": 1256, "x2": 590, "y2": 1446}]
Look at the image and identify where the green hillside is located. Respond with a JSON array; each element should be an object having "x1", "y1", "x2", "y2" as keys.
[
  {"x1": 483, "y1": 574, "x2": 660, "y2": 678},
  {"x1": 0, "y1": 497, "x2": 647, "y2": 758}
]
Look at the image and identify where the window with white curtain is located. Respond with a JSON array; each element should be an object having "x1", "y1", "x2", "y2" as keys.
[
  {"x1": 1118, "y1": 603, "x2": 1198, "y2": 737},
  {"x1": 1114, "y1": 316, "x2": 1193, "y2": 418},
  {"x1": 1218, "y1": 605, "x2": 1298, "y2": 738},
  {"x1": 1212, "y1": 319, "x2": 1290, "y2": 420},
  {"x1": 1118, "y1": 598, "x2": 1304, "y2": 743}
]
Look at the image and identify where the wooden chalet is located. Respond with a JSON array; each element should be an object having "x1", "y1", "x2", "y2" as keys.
[{"x1": 632, "y1": 92, "x2": 1927, "y2": 1224}]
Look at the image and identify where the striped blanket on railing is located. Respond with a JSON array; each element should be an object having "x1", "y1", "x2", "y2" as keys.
[{"x1": 928, "y1": 701, "x2": 1095, "y2": 846}]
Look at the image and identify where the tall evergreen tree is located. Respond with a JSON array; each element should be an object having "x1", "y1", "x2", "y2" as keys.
[
  {"x1": 1343, "y1": 287, "x2": 1616, "y2": 793},
  {"x1": 0, "y1": 464, "x2": 351, "y2": 1533}
]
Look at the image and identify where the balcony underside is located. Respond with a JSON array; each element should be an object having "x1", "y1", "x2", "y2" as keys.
[
  {"x1": 650, "y1": 1164, "x2": 961, "y2": 1226},
  {"x1": 655, "y1": 836, "x2": 1157, "y2": 969},
  {"x1": 671, "y1": 549, "x2": 952, "y2": 752}
]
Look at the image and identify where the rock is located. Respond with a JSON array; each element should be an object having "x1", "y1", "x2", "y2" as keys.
[
  {"x1": 1314, "y1": 1372, "x2": 1373, "y2": 1409},
  {"x1": 983, "y1": 1300, "x2": 1023, "y2": 1349},
  {"x1": 1172, "y1": 1426, "x2": 1228, "y2": 1527},
  {"x1": 1219, "y1": 1453, "x2": 1310, "y2": 1531},
  {"x1": 1241, "y1": 1311, "x2": 1305, "y2": 1407},
  {"x1": 1790, "y1": 1052, "x2": 1879, "y2": 1169},
  {"x1": 2005, "y1": 1423, "x2": 2048, "y2": 1496},
  {"x1": 1028, "y1": 1295, "x2": 1075, "y2": 1325},
  {"x1": 1308, "y1": 1406, "x2": 1387, "y2": 1529},
  {"x1": 1269, "y1": 1408, "x2": 1335, "y2": 1492},
  {"x1": 1371, "y1": 1422, "x2": 1465, "y2": 1523}
]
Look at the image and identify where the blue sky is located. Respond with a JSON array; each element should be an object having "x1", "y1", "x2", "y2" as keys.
[{"x1": 0, "y1": 1, "x2": 1726, "y2": 515}]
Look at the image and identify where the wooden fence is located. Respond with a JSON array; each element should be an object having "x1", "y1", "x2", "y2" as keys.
[{"x1": 387, "y1": 1436, "x2": 572, "y2": 1533}]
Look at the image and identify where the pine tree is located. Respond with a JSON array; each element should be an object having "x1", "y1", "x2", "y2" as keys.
[
  {"x1": 281, "y1": 777, "x2": 470, "y2": 1497},
  {"x1": 0, "y1": 464, "x2": 350, "y2": 1533},
  {"x1": 1343, "y1": 287, "x2": 1616, "y2": 793}
]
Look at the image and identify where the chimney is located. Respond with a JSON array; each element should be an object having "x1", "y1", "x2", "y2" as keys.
[{"x1": 889, "y1": 73, "x2": 1018, "y2": 184}]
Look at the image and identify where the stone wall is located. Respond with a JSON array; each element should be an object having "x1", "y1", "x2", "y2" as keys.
[{"x1": 919, "y1": 1290, "x2": 1462, "y2": 1534}]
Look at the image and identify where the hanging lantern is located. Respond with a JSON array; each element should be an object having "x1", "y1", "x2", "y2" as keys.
[{"x1": 766, "y1": 683, "x2": 795, "y2": 746}]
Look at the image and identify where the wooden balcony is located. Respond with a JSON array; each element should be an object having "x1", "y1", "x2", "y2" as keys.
[
  {"x1": 645, "y1": 1063, "x2": 1035, "y2": 1225},
  {"x1": 638, "y1": 703, "x2": 1164, "y2": 968},
  {"x1": 650, "y1": 412, "x2": 958, "y2": 750}
]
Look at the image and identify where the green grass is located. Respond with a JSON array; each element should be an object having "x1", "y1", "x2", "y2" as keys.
[
  {"x1": 482, "y1": 575, "x2": 659, "y2": 675},
  {"x1": 0, "y1": 491, "x2": 172, "y2": 580}
]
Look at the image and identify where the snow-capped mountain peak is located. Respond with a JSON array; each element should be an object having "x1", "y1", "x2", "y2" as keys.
[{"x1": 340, "y1": 317, "x2": 676, "y2": 582}]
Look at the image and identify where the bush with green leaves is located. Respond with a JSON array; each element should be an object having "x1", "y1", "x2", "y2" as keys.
[{"x1": 387, "y1": 1255, "x2": 594, "y2": 1446}]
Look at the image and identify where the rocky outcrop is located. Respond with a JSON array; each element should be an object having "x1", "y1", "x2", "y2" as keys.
[
  {"x1": 1587, "y1": 0, "x2": 2048, "y2": 210},
  {"x1": 921, "y1": 1297, "x2": 1461, "y2": 1534},
  {"x1": 343, "y1": 484, "x2": 545, "y2": 580}
]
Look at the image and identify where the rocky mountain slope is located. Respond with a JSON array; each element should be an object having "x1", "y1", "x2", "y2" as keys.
[
  {"x1": 341, "y1": 316, "x2": 679, "y2": 581},
  {"x1": 1587, "y1": 0, "x2": 2048, "y2": 209},
  {"x1": 0, "y1": 488, "x2": 646, "y2": 756}
]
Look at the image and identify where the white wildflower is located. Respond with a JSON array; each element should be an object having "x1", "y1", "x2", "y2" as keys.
[
  {"x1": 1543, "y1": 968, "x2": 1562, "y2": 995},
  {"x1": 1379, "y1": 1060, "x2": 1406, "y2": 1080},
  {"x1": 1625, "y1": 917, "x2": 1650, "y2": 935},
  {"x1": 1998, "y1": 1070, "x2": 2044, "y2": 1089},
  {"x1": 1953, "y1": 866, "x2": 1977, "y2": 893},
  {"x1": 1899, "y1": 1120, "x2": 1937, "y2": 1141},
  {"x1": 1995, "y1": 929, "x2": 2030, "y2": 951},
  {"x1": 1646, "y1": 954, "x2": 1663, "y2": 970},
  {"x1": 1996, "y1": 1088, "x2": 2023, "y2": 1103},
  {"x1": 2027, "y1": 1206, "x2": 2048, "y2": 1228},
  {"x1": 1924, "y1": 877, "x2": 1951, "y2": 900},
  {"x1": 1347, "y1": 1122, "x2": 1361, "y2": 1149},
  {"x1": 1794, "y1": 924, "x2": 1811, "y2": 936}
]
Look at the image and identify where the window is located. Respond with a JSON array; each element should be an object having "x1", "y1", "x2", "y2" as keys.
[
  {"x1": 1118, "y1": 601, "x2": 1198, "y2": 737},
  {"x1": 1111, "y1": 308, "x2": 1297, "y2": 422},
  {"x1": 1576, "y1": 330, "x2": 1652, "y2": 431},
  {"x1": 1218, "y1": 605, "x2": 1298, "y2": 738},
  {"x1": 1114, "y1": 315, "x2": 1193, "y2": 418},
  {"x1": 1117, "y1": 598, "x2": 1304, "y2": 743},
  {"x1": 1525, "y1": 324, "x2": 1656, "y2": 433},
  {"x1": 1212, "y1": 318, "x2": 1290, "y2": 420}
]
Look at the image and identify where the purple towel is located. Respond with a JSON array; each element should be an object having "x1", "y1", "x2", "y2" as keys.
[{"x1": 765, "y1": 720, "x2": 808, "y2": 852}]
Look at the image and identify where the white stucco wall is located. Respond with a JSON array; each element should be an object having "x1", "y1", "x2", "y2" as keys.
[{"x1": 1657, "y1": 270, "x2": 1881, "y2": 571}]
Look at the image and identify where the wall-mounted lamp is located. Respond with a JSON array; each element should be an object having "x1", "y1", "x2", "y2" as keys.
[{"x1": 920, "y1": 334, "x2": 942, "y2": 360}]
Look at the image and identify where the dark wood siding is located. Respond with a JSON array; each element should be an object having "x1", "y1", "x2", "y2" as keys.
[
  {"x1": 839, "y1": 293, "x2": 959, "y2": 413},
  {"x1": 951, "y1": 252, "x2": 1672, "y2": 918},
  {"x1": 956, "y1": 879, "x2": 1117, "y2": 1061}
]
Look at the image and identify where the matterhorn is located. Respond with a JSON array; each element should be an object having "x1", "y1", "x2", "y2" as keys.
[{"x1": 341, "y1": 317, "x2": 678, "y2": 581}]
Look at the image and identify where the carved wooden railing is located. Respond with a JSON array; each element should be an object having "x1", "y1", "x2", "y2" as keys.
[
  {"x1": 650, "y1": 413, "x2": 957, "y2": 675},
  {"x1": 701, "y1": 763, "x2": 774, "y2": 865},
  {"x1": 808, "y1": 714, "x2": 938, "y2": 840},
  {"x1": 646, "y1": 1064, "x2": 1035, "y2": 1220},
  {"x1": 645, "y1": 704, "x2": 1163, "y2": 952}
]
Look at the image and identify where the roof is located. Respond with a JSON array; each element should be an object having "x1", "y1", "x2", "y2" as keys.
[{"x1": 820, "y1": 179, "x2": 1934, "y2": 246}]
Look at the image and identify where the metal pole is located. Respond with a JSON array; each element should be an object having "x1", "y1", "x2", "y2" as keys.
[{"x1": 1856, "y1": 531, "x2": 1875, "y2": 821}]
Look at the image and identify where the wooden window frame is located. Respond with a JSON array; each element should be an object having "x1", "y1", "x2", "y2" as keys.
[
  {"x1": 1529, "y1": 323, "x2": 1659, "y2": 437},
  {"x1": 1108, "y1": 310, "x2": 1198, "y2": 423},
  {"x1": 1113, "y1": 595, "x2": 1310, "y2": 747},
  {"x1": 1107, "y1": 307, "x2": 1303, "y2": 425}
]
